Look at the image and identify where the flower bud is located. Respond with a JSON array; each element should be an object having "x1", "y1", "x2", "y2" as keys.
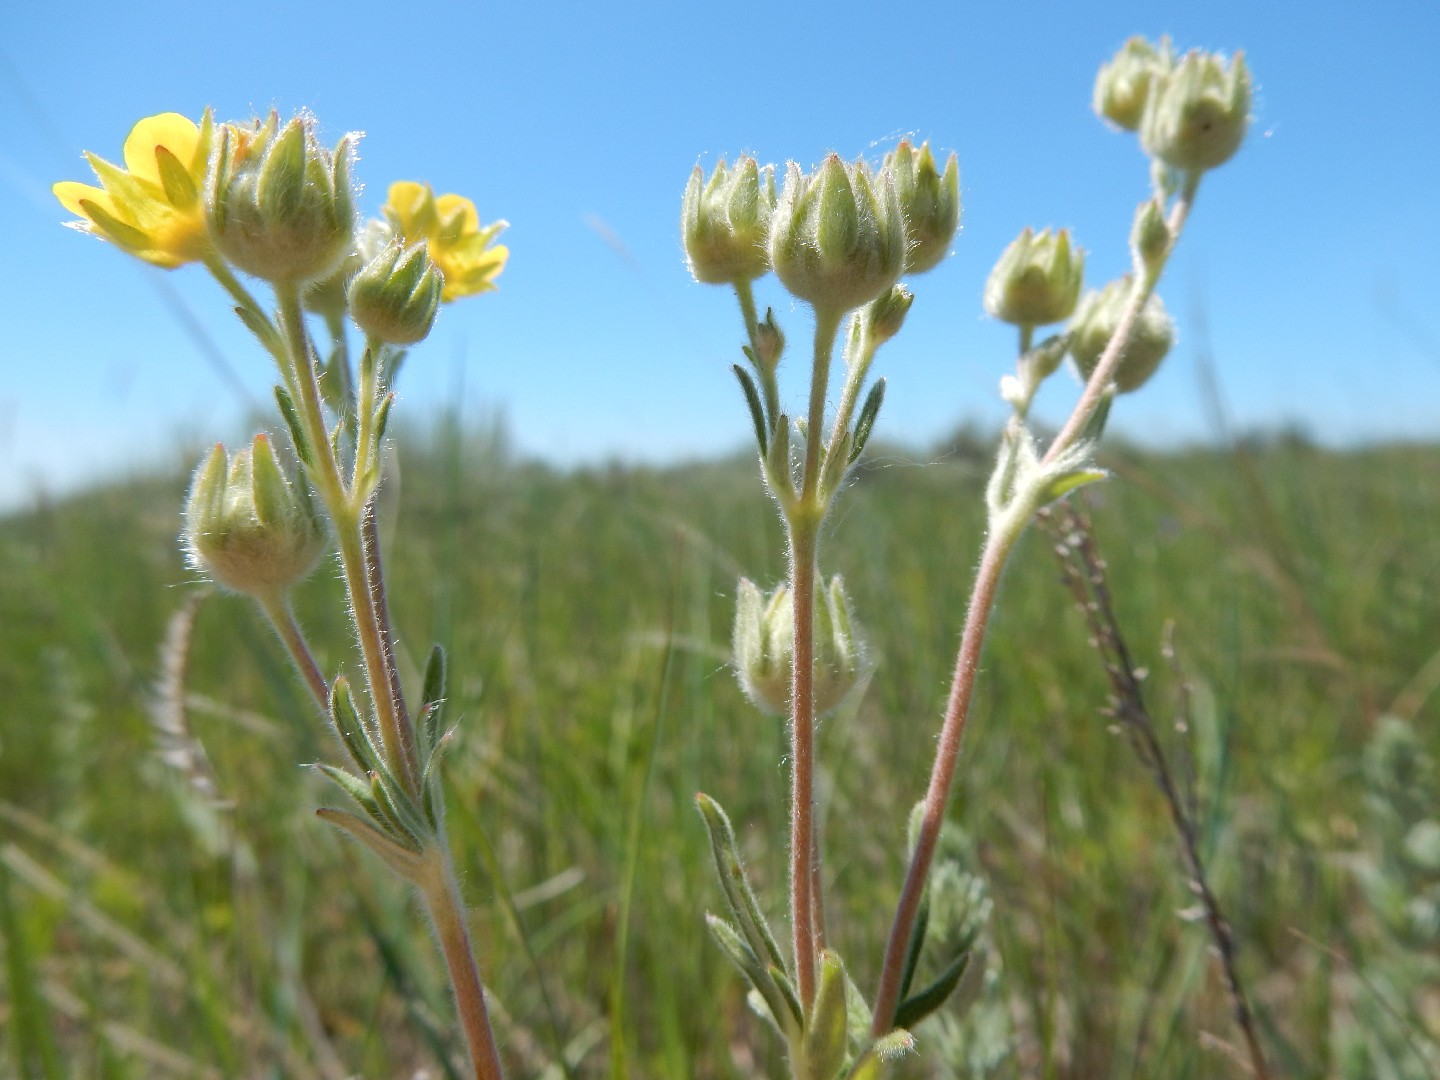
[
  {"x1": 1094, "y1": 36, "x2": 1173, "y2": 132},
  {"x1": 681, "y1": 157, "x2": 776, "y2": 285},
  {"x1": 184, "y1": 435, "x2": 328, "y2": 597},
  {"x1": 1140, "y1": 49, "x2": 1251, "y2": 173},
  {"x1": 733, "y1": 576, "x2": 865, "y2": 716},
  {"x1": 305, "y1": 218, "x2": 394, "y2": 318},
  {"x1": 207, "y1": 112, "x2": 357, "y2": 284},
  {"x1": 770, "y1": 155, "x2": 906, "y2": 314},
  {"x1": 866, "y1": 284, "x2": 914, "y2": 349},
  {"x1": 884, "y1": 140, "x2": 960, "y2": 275},
  {"x1": 347, "y1": 239, "x2": 443, "y2": 345},
  {"x1": 983, "y1": 227, "x2": 1084, "y2": 327},
  {"x1": 1068, "y1": 276, "x2": 1175, "y2": 393},
  {"x1": 1130, "y1": 197, "x2": 1171, "y2": 277},
  {"x1": 382, "y1": 182, "x2": 508, "y2": 302}
]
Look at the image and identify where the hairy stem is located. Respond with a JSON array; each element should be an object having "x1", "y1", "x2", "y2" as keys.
[
  {"x1": 869, "y1": 522, "x2": 1019, "y2": 1034},
  {"x1": 419, "y1": 849, "x2": 507, "y2": 1080},
  {"x1": 258, "y1": 592, "x2": 328, "y2": 712},
  {"x1": 872, "y1": 174, "x2": 1204, "y2": 1034},
  {"x1": 787, "y1": 305, "x2": 843, "y2": 1012},
  {"x1": 275, "y1": 285, "x2": 419, "y2": 792}
]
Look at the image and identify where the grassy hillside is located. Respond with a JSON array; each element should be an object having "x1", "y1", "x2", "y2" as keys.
[{"x1": 2, "y1": 429, "x2": 1437, "y2": 1078}]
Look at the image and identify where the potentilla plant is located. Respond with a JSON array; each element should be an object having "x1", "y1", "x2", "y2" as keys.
[
  {"x1": 56, "y1": 110, "x2": 510, "y2": 1079},
  {"x1": 684, "y1": 36, "x2": 1253, "y2": 1077}
]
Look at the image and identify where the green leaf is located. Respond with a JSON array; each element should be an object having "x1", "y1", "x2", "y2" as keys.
[
  {"x1": 315, "y1": 808, "x2": 424, "y2": 880},
  {"x1": 897, "y1": 893, "x2": 930, "y2": 1003},
  {"x1": 802, "y1": 951, "x2": 850, "y2": 1080},
  {"x1": 313, "y1": 762, "x2": 385, "y2": 820},
  {"x1": 273, "y1": 385, "x2": 313, "y2": 469},
  {"x1": 1077, "y1": 383, "x2": 1115, "y2": 443},
  {"x1": 373, "y1": 391, "x2": 395, "y2": 445},
  {"x1": 768, "y1": 963, "x2": 804, "y2": 1029},
  {"x1": 704, "y1": 914, "x2": 793, "y2": 1035},
  {"x1": 849, "y1": 377, "x2": 887, "y2": 464},
  {"x1": 237, "y1": 303, "x2": 279, "y2": 353},
  {"x1": 695, "y1": 794, "x2": 785, "y2": 970},
  {"x1": 893, "y1": 949, "x2": 972, "y2": 1031},
  {"x1": 1039, "y1": 466, "x2": 1109, "y2": 505},
  {"x1": 418, "y1": 643, "x2": 448, "y2": 757},
  {"x1": 732, "y1": 364, "x2": 769, "y2": 456},
  {"x1": 329, "y1": 675, "x2": 381, "y2": 773}
]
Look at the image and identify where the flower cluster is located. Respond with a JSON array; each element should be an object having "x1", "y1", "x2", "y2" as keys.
[
  {"x1": 682, "y1": 140, "x2": 960, "y2": 314},
  {"x1": 55, "y1": 110, "x2": 508, "y2": 324}
]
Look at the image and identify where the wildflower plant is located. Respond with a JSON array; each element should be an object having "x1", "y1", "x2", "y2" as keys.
[
  {"x1": 57, "y1": 110, "x2": 510, "y2": 1079},
  {"x1": 685, "y1": 36, "x2": 1255, "y2": 1078}
]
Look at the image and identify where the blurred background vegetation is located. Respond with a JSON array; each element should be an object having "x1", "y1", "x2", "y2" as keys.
[{"x1": 1, "y1": 419, "x2": 1437, "y2": 1078}]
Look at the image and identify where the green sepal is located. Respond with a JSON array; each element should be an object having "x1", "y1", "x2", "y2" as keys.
[
  {"x1": 695, "y1": 794, "x2": 785, "y2": 970},
  {"x1": 1039, "y1": 465, "x2": 1109, "y2": 505},
  {"x1": 418, "y1": 643, "x2": 448, "y2": 757},
  {"x1": 732, "y1": 363, "x2": 769, "y2": 456},
  {"x1": 73, "y1": 193, "x2": 149, "y2": 249},
  {"x1": 316, "y1": 807, "x2": 424, "y2": 880},
  {"x1": 704, "y1": 913, "x2": 793, "y2": 1036},
  {"x1": 273, "y1": 385, "x2": 313, "y2": 469},
  {"x1": 153, "y1": 144, "x2": 199, "y2": 209},
  {"x1": 845, "y1": 1030, "x2": 916, "y2": 1080},
  {"x1": 802, "y1": 951, "x2": 849, "y2": 1080},
  {"x1": 897, "y1": 893, "x2": 930, "y2": 1003},
  {"x1": 893, "y1": 948, "x2": 972, "y2": 1031},
  {"x1": 328, "y1": 675, "x2": 381, "y2": 773},
  {"x1": 849, "y1": 377, "x2": 886, "y2": 464}
]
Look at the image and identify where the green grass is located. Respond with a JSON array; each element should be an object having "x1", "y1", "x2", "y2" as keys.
[{"x1": 1, "y1": 426, "x2": 1437, "y2": 1078}]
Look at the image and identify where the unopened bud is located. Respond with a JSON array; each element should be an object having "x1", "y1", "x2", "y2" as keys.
[
  {"x1": 983, "y1": 227, "x2": 1084, "y2": 327},
  {"x1": 184, "y1": 435, "x2": 328, "y2": 597},
  {"x1": 207, "y1": 112, "x2": 357, "y2": 284},
  {"x1": 682, "y1": 157, "x2": 776, "y2": 285},
  {"x1": 753, "y1": 308, "x2": 785, "y2": 374},
  {"x1": 732, "y1": 575, "x2": 865, "y2": 716},
  {"x1": 347, "y1": 239, "x2": 443, "y2": 345},
  {"x1": 866, "y1": 284, "x2": 914, "y2": 348},
  {"x1": 1068, "y1": 277, "x2": 1175, "y2": 393},
  {"x1": 770, "y1": 155, "x2": 906, "y2": 314},
  {"x1": 1130, "y1": 198, "x2": 1171, "y2": 276},
  {"x1": 885, "y1": 140, "x2": 960, "y2": 275},
  {"x1": 1140, "y1": 49, "x2": 1251, "y2": 173},
  {"x1": 1094, "y1": 36, "x2": 1173, "y2": 131}
]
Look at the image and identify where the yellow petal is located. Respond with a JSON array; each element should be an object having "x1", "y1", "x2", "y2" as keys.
[
  {"x1": 384, "y1": 180, "x2": 433, "y2": 236},
  {"x1": 123, "y1": 113, "x2": 201, "y2": 186},
  {"x1": 434, "y1": 193, "x2": 479, "y2": 239},
  {"x1": 53, "y1": 179, "x2": 117, "y2": 221}
]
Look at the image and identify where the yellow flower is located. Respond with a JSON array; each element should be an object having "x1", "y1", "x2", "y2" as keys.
[
  {"x1": 382, "y1": 181, "x2": 508, "y2": 302},
  {"x1": 53, "y1": 111, "x2": 214, "y2": 269}
]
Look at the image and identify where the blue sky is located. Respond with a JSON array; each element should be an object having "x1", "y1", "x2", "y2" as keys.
[{"x1": 3, "y1": 1, "x2": 1438, "y2": 510}]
